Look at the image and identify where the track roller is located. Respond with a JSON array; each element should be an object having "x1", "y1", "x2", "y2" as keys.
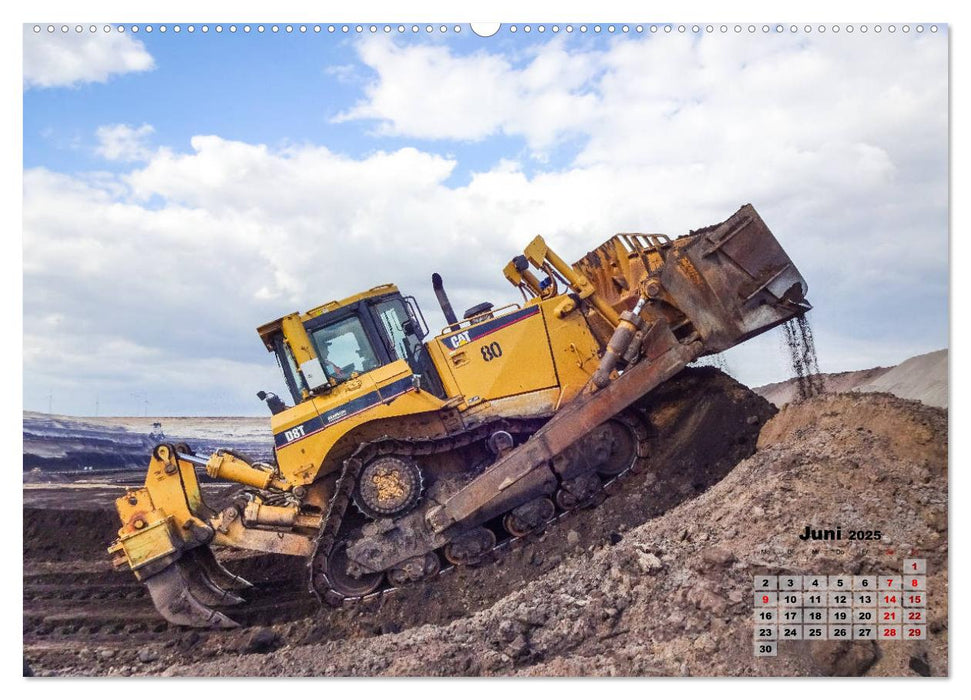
[
  {"x1": 322, "y1": 540, "x2": 384, "y2": 597},
  {"x1": 502, "y1": 497, "x2": 556, "y2": 537},
  {"x1": 443, "y1": 527, "x2": 496, "y2": 566},
  {"x1": 555, "y1": 472, "x2": 603, "y2": 510},
  {"x1": 387, "y1": 553, "x2": 441, "y2": 587}
]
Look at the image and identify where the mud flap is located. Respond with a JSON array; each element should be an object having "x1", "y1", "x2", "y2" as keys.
[{"x1": 143, "y1": 562, "x2": 241, "y2": 629}]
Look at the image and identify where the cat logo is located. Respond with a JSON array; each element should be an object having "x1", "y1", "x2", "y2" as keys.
[{"x1": 447, "y1": 331, "x2": 471, "y2": 349}]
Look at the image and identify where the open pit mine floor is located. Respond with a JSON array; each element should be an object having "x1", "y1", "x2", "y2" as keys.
[{"x1": 22, "y1": 369, "x2": 947, "y2": 677}]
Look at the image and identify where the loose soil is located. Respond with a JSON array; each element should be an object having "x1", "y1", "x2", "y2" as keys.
[{"x1": 22, "y1": 370, "x2": 947, "y2": 677}]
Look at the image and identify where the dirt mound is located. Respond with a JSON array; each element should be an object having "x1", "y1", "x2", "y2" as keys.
[
  {"x1": 854, "y1": 349, "x2": 947, "y2": 408},
  {"x1": 755, "y1": 367, "x2": 890, "y2": 408},
  {"x1": 754, "y1": 349, "x2": 947, "y2": 409},
  {"x1": 154, "y1": 393, "x2": 946, "y2": 677}
]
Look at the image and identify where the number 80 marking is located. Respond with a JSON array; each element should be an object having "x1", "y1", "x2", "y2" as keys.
[{"x1": 481, "y1": 342, "x2": 503, "y2": 361}]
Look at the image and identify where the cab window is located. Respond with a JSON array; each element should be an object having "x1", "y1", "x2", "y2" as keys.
[
  {"x1": 309, "y1": 316, "x2": 380, "y2": 384},
  {"x1": 373, "y1": 298, "x2": 422, "y2": 366},
  {"x1": 273, "y1": 335, "x2": 307, "y2": 404}
]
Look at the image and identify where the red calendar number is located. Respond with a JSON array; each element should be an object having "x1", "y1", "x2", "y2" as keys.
[
  {"x1": 908, "y1": 628, "x2": 923, "y2": 638},
  {"x1": 883, "y1": 611, "x2": 896, "y2": 621},
  {"x1": 908, "y1": 594, "x2": 922, "y2": 604},
  {"x1": 884, "y1": 594, "x2": 898, "y2": 604},
  {"x1": 762, "y1": 595, "x2": 769, "y2": 604},
  {"x1": 908, "y1": 611, "x2": 923, "y2": 621},
  {"x1": 883, "y1": 628, "x2": 897, "y2": 637}
]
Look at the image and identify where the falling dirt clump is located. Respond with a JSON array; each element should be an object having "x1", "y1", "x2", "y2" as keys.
[{"x1": 782, "y1": 316, "x2": 824, "y2": 400}]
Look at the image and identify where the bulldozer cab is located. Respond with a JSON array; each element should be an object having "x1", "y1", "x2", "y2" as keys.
[{"x1": 260, "y1": 286, "x2": 445, "y2": 408}]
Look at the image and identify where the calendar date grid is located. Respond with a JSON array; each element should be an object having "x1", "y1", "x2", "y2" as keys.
[{"x1": 753, "y1": 559, "x2": 926, "y2": 656}]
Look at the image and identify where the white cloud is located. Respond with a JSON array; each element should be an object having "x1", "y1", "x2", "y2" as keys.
[
  {"x1": 95, "y1": 123, "x2": 156, "y2": 161},
  {"x1": 22, "y1": 32, "x2": 948, "y2": 414},
  {"x1": 340, "y1": 33, "x2": 946, "y2": 177},
  {"x1": 335, "y1": 38, "x2": 600, "y2": 149},
  {"x1": 23, "y1": 26, "x2": 155, "y2": 89}
]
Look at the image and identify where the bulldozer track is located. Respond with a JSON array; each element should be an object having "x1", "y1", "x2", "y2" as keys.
[
  {"x1": 310, "y1": 409, "x2": 650, "y2": 605},
  {"x1": 309, "y1": 416, "x2": 545, "y2": 600}
]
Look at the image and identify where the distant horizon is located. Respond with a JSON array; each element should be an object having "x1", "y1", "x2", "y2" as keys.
[{"x1": 23, "y1": 346, "x2": 949, "y2": 420}]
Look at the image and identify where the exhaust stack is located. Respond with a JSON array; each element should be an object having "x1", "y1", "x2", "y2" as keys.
[{"x1": 432, "y1": 273, "x2": 460, "y2": 331}]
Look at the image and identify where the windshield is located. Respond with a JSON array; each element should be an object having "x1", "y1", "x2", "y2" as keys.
[{"x1": 309, "y1": 315, "x2": 380, "y2": 384}]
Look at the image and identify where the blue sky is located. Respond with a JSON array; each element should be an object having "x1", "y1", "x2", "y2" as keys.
[
  {"x1": 22, "y1": 22, "x2": 949, "y2": 416},
  {"x1": 25, "y1": 27, "x2": 600, "y2": 184}
]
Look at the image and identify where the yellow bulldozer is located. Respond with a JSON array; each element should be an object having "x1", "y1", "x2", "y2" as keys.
[{"x1": 109, "y1": 204, "x2": 810, "y2": 628}]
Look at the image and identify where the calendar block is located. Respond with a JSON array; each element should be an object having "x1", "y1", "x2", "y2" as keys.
[
  {"x1": 803, "y1": 625, "x2": 826, "y2": 640},
  {"x1": 779, "y1": 625, "x2": 802, "y2": 640},
  {"x1": 779, "y1": 576, "x2": 801, "y2": 590},
  {"x1": 828, "y1": 608, "x2": 852, "y2": 624},
  {"x1": 879, "y1": 591, "x2": 901, "y2": 607},
  {"x1": 755, "y1": 608, "x2": 777, "y2": 623},
  {"x1": 804, "y1": 592, "x2": 827, "y2": 607},
  {"x1": 904, "y1": 625, "x2": 926, "y2": 640},
  {"x1": 853, "y1": 575, "x2": 877, "y2": 591},
  {"x1": 828, "y1": 575, "x2": 852, "y2": 591},
  {"x1": 880, "y1": 608, "x2": 902, "y2": 624},
  {"x1": 904, "y1": 575, "x2": 926, "y2": 591},
  {"x1": 779, "y1": 608, "x2": 803, "y2": 624},
  {"x1": 903, "y1": 592, "x2": 925, "y2": 608},
  {"x1": 803, "y1": 575, "x2": 827, "y2": 591},
  {"x1": 779, "y1": 591, "x2": 802, "y2": 607},
  {"x1": 854, "y1": 608, "x2": 876, "y2": 623},
  {"x1": 879, "y1": 624, "x2": 902, "y2": 640},
  {"x1": 828, "y1": 624, "x2": 851, "y2": 640},
  {"x1": 854, "y1": 591, "x2": 877, "y2": 607},
  {"x1": 754, "y1": 576, "x2": 778, "y2": 591},
  {"x1": 853, "y1": 625, "x2": 876, "y2": 640},
  {"x1": 754, "y1": 641, "x2": 777, "y2": 657},
  {"x1": 828, "y1": 591, "x2": 852, "y2": 607},
  {"x1": 879, "y1": 576, "x2": 902, "y2": 591},
  {"x1": 755, "y1": 591, "x2": 778, "y2": 606},
  {"x1": 804, "y1": 609, "x2": 826, "y2": 624},
  {"x1": 754, "y1": 625, "x2": 777, "y2": 641},
  {"x1": 904, "y1": 559, "x2": 927, "y2": 574},
  {"x1": 905, "y1": 609, "x2": 925, "y2": 624}
]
